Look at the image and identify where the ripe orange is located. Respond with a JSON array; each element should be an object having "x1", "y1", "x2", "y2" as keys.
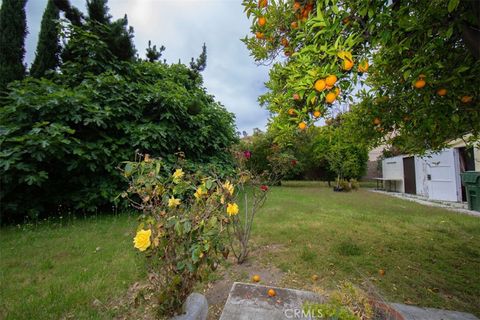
[
  {"x1": 314, "y1": 79, "x2": 326, "y2": 92},
  {"x1": 288, "y1": 108, "x2": 296, "y2": 116},
  {"x1": 291, "y1": 21, "x2": 298, "y2": 29},
  {"x1": 414, "y1": 79, "x2": 426, "y2": 89},
  {"x1": 293, "y1": 1, "x2": 301, "y2": 11},
  {"x1": 373, "y1": 117, "x2": 381, "y2": 125},
  {"x1": 358, "y1": 60, "x2": 369, "y2": 73},
  {"x1": 255, "y1": 32, "x2": 264, "y2": 39},
  {"x1": 298, "y1": 122, "x2": 307, "y2": 130},
  {"x1": 312, "y1": 274, "x2": 319, "y2": 281},
  {"x1": 325, "y1": 75, "x2": 337, "y2": 86},
  {"x1": 267, "y1": 289, "x2": 276, "y2": 297},
  {"x1": 437, "y1": 88, "x2": 447, "y2": 96},
  {"x1": 342, "y1": 59, "x2": 354, "y2": 71},
  {"x1": 325, "y1": 92, "x2": 336, "y2": 104},
  {"x1": 293, "y1": 93, "x2": 300, "y2": 100},
  {"x1": 258, "y1": 17, "x2": 266, "y2": 27},
  {"x1": 379, "y1": 269, "x2": 386, "y2": 276},
  {"x1": 281, "y1": 37, "x2": 289, "y2": 47},
  {"x1": 252, "y1": 275, "x2": 261, "y2": 282},
  {"x1": 313, "y1": 110, "x2": 321, "y2": 118},
  {"x1": 461, "y1": 95, "x2": 473, "y2": 103},
  {"x1": 258, "y1": 0, "x2": 267, "y2": 8}
]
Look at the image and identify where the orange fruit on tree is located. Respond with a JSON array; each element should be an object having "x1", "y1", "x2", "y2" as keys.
[
  {"x1": 252, "y1": 275, "x2": 261, "y2": 282},
  {"x1": 325, "y1": 75, "x2": 337, "y2": 86},
  {"x1": 414, "y1": 79, "x2": 426, "y2": 89},
  {"x1": 267, "y1": 289, "x2": 276, "y2": 297},
  {"x1": 281, "y1": 37, "x2": 289, "y2": 47},
  {"x1": 325, "y1": 92, "x2": 336, "y2": 104},
  {"x1": 291, "y1": 21, "x2": 298, "y2": 29},
  {"x1": 373, "y1": 117, "x2": 381, "y2": 125},
  {"x1": 293, "y1": 93, "x2": 300, "y2": 100},
  {"x1": 358, "y1": 60, "x2": 369, "y2": 73},
  {"x1": 342, "y1": 59, "x2": 354, "y2": 71},
  {"x1": 288, "y1": 108, "x2": 295, "y2": 116},
  {"x1": 293, "y1": 1, "x2": 301, "y2": 11},
  {"x1": 258, "y1": 16, "x2": 266, "y2": 27},
  {"x1": 258, "y1": 0, "x2": 267, "y2": 8},
  {"x1": 461, "y1": 95, "x2": 473, "y2": 103},
  {"x1": 314, "y1": 79, "x2": 326, "y2": 92},
  {"x1": 437, "y1": 88, "x2": 447, "y2": 96},
  {"x1": 298, "y1": 122, "x2": 307, "y2": 130},
  {"x1": 255, "y1": 32, "x2": 264, "y2": 39},
  {"x1": 313, "y1": 110, "x2": 321, "y2": 118}
]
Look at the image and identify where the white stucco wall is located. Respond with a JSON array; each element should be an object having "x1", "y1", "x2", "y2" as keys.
[{"x1": 382, "y1": 156, "x2": 405, "y2": 193}]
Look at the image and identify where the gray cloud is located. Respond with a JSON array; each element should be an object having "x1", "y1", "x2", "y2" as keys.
[{"x1": 23, "y1": 0, "x2": 270, "y2": 134}]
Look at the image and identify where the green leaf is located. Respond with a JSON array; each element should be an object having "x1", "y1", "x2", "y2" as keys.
[{"x1": 448, "y1": 0, "x2": 459, "y2": 13}]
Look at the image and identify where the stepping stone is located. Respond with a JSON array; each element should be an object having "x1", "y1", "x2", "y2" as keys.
[
  {"x1": 219, "y1": 282, "x2": 479, "y2": 320},
  {"x1": 391, "y1": 303, "x2": 479, "y2": 320}
]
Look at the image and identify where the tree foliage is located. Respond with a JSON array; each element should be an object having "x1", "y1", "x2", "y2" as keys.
[
  {"x1": 30, "y1": 0, "x2": 61, "y2": 78},
  {"x1": 0, "y1": 23, "x2": 237, "y2": 223},
  {"x1": 0, "y1": 0, "x2": 27, "y2": 94},
  {"x1": 242, "y1": 0, "x2": 480, "y2": 152}
]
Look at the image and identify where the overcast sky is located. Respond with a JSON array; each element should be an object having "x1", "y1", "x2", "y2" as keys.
[{"x1": 22, "y1": 0, "x2": 270, "y2": 134}]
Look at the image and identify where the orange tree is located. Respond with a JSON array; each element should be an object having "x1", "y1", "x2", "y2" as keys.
[{"x1": 242, "y1": 0, "x2": 480, "y2": 152}]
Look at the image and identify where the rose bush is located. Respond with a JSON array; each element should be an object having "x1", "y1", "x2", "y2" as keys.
[{"x1": 122, "y1": 154, "x2": 237, "y2": 316}]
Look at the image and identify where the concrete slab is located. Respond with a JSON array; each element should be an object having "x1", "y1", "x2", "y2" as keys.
[
  {"x1": 391, "y1": 303, "x2": 479, "y2": 320},
  {"x1": 219, "y1": 282, "x2": 326, "y2": 320},
  {"x1": 219, "y1": 282, "x2": 479, "y2": 320}
]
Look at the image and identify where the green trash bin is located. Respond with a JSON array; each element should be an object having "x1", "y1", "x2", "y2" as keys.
[{"x1": 460, "y1": 171, "x2": 480, "y2": 212}]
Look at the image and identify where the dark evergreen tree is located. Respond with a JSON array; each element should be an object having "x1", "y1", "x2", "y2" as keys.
[
  {"x1": 87, "y1": 0, "x2": 111, "y2": 24},
  {"x1": 30, "y1": 0, "x2": 61, "y2": 78},
  {"x1": 190, "y1": 43, "x2": 207, "y2": 72},
  {"x1": 106, "y1": 14, "x2": 136, "y2": 61},
  {"x1": 146, "y1": 40, "x2": 165, "y2": 63},
  {"x1": 52, "y1": 0, "x2": 83, "y2": 26},
  {"x1": 0, "y1": 0, "x2": 27, "y2": 93}
]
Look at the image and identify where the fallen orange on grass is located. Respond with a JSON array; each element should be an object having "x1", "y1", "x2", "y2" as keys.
[
  {"x1": 267, "y1": 289, "x2": 276, "y2": 297},
  {"x1": 461, "y1": 95, "x2": 473, "y2": 103},
  {"x1": 252, "y1": 275, "x2": 261, "y2": 282},
  {"x1": 437, "y1": 88, "x2": 447, "y2": 96},
  {"x1": 414, "y1": 79, "x2": 426, "y2": 89},
  {"x1": 379, "y1": 269, "x2": 386, "y2": 276}
]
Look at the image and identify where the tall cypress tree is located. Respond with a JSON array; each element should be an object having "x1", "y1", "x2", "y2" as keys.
[
  {"x1": 0, "y1": 0, "x2": 28, "y2": 93},
  {"x1": 30, "y1": 0, "x2": 61, "y2": 78},
  {"x1": 87, "y1": 0, "x2": 111, "y2": 24}
]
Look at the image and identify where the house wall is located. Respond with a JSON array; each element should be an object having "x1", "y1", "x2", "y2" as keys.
[{"x1": 382, "y1": 156, "x2": 405, "y2": 193}]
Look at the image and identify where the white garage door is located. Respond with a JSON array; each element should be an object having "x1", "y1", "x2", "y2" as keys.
[{"x1": 425, "y1": 149, "x2": 461, "y2": 202}]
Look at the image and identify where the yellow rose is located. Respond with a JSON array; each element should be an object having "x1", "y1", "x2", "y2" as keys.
[
  {"x1": 168, "y1": 197, "x2": 181, "y2": 208},
  {"x1": 226, "y1": 203, "x2": 239, "y2": 216},
  {"x1": 194, "y1": 186, "x2": 206, "y2": 201},
  {"x1": 133, "y1": 229, "x2": 151, "y2": 251},
  {"x1": 172, "y1": 168, "x2": 184, "y2": 182},
  {"x1": 223, "y1": 180, "x2": 234, "y2": 196}
]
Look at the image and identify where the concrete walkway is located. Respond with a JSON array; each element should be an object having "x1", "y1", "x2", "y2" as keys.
[
  {"x1": 369, "y1": 189, "x2": 480, "y2": 217},
  {"x1": 219, "y1": 282, "x2": 479, "y2": 320}
]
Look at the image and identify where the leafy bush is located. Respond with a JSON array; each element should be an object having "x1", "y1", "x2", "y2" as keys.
[
  {"x1": 0, "y1": 22, "x2": 237, "y2": 223},
  {"x1": 123, "y1": 155, "x2": 234, "y2": 316}
]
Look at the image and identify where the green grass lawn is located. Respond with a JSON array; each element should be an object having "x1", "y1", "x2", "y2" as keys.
[
  {"x1": 0, "y1": 214, "x2": 144, "y2": 319},
  {"x1": 1, "y1": 182, "x2": 479, "y2": 319},
  {"x1": 251, "y1": 181, "x2": 480, "y2": 315}
]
